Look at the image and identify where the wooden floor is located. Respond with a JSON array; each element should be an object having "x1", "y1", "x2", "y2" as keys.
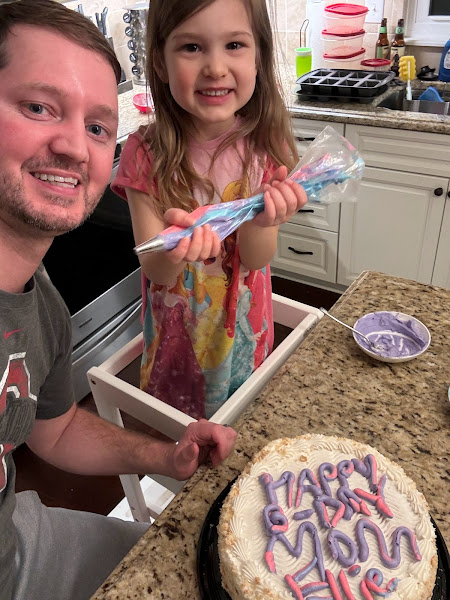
[{"x1": 14, "y1": 277, "x2": 340, "y2": 516}]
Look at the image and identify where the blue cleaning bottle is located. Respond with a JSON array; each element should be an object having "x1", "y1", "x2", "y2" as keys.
[{"x1": 439, "y1": 39, "x2": 450, "y2": 82}]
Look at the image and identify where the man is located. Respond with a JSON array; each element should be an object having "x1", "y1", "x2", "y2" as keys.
[{"x1": 0, "y1": 2, "x2": 237, "y2": 599}]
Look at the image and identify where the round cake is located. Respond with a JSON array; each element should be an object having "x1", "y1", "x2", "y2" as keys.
[{"x1": 218, "y1": 434, "x2": 437, "y2": 600}]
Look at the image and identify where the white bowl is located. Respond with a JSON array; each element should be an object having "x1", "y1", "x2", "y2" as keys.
[{"x1": 352, "y1": 311, "x2": 431, "y2": 363}]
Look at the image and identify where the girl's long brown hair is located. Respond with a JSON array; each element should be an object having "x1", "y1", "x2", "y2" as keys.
[{"x1": 144, "y1": 0, "x2": 298, "y2": 219}]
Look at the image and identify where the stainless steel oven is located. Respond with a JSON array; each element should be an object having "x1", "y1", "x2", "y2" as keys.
[{"x1": 43, "y1": 145, "x2": 142, "y2": 401}]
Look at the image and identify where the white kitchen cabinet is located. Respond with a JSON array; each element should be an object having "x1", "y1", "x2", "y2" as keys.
[
  {"x1": 274, "y1": 120, "x2": 450, "y2": 290},
  {"x1": 432, "y1": 189, "x2": 450, "y2": 288},
  {"x1": 271, "y1": 119, "x2": 343, "y2": 285},
  {"x1": 338, "y1": 124, "x2": 450, "y2": 288},
  {"x1": 338, "y1": 167, "x2": 447, "y2": 286},
  {"x1": 272, "y1": 222, "x2": 338, "y2": 283}
]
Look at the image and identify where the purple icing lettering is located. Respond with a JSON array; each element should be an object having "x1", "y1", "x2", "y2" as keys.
[
  {"x1": 327, "y1": 530, "x2": 358, "y2": 567},
  {"x1": 313, "y1": 495, "x2": 345, "y2": 529},
  {"x1": 336, "y1": 460, "x2": 355, "y2": 488},
  {"x1": 294, "y1": 509, "x2": 315, "y2": 521},
  {"x1": 296, "y1": 469, "x2": 322, "y2": 507},
  {"x1": 352, "y1": 455, "x2": 378, "y2": 492},
  {"x1": 260, "y1": 471, "x2": 295, "y2": 507},
  {"x1": 263, "y1": 504, "x2": 288, "y2": 534},
  {"x1": 293, "y1": 557, "x2": 318, "y2": 581},
  {"x1": 301, "y1": 582, "x2": 330, "y2": 595},
  {"x1": 354, "y1": 475, "x2": 393, "y2": 519},
  {"x1": 265, "y1": 521, "x2": 326, "y2": 581},
  {"x1": 356, "y1": 518, "x2": 422, "y2": 568},
  {"x1": 364, "y1": 569, "x2": 399, "y2": 597},
  {"x1": 337, "y1": 487, "x2": 371, "y2": 520},
  {"x1": 318, "y1": 462, "x2": 338, "y2": 497},
  {"x1": 348, "y1": 565, "x2": 361, "y2": 577}
]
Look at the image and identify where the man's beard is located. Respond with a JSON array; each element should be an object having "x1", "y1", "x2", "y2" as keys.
[{"x1": 0, "y1": 167, "x2": 102, "y2": 235}]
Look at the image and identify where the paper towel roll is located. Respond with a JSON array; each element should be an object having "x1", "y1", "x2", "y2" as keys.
[{"x1": 307, "y1": 0, "x2": 326, "y2": 70}]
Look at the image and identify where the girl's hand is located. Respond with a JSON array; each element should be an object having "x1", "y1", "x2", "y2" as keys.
[
  {"x1": 163, "y1": 207, "x2": 221, "y2": 264},
  {"x1": 252, "y1": 166, "x2": 307, "y2": 228}
]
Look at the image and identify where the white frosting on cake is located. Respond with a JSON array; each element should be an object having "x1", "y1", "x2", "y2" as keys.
[{"x1": 218, "y1": 435, "x2": 437, "y2": 600}]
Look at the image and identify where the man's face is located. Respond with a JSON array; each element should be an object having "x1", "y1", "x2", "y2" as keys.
[{"x1": 0, "y1": 25, "x2": 118, "y2": 237}]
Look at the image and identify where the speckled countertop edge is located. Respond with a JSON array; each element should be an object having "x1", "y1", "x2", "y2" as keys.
[{"x1": 118, "y1": 81, "x2": 450, "y2": 141}]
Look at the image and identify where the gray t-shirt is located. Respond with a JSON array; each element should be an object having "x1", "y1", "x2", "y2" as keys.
[{"x1": 0, "y1": 266, "x2": 74, "y2": 596}]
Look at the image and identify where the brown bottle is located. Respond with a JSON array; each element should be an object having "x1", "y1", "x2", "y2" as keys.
[
  {"x1": 390, "y1": 18, "x2": 405, "y2": 71},
  {"x1": 375, "y1": 18, "x2": 389, "y2": 59}
]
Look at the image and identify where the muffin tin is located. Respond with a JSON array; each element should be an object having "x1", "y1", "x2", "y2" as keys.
[{"x1": 296, "y1": 68, "x2": 395, "y2": 103}]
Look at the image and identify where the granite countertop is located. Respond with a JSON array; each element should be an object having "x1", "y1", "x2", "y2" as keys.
[
  {"x1": 92, "y1": 270, "x2": 450, "y2": 600},
  {"x1": 117, "y1": 80, "x2": 450, "y2": 141},
  {"x1": 290, "y1": 80, "x2": 450, "y2": 135}
]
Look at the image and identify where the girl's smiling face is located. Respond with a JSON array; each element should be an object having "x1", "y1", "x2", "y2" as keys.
[{"x1": 160, "y1": 0, "x2": 257, "y2": 141}]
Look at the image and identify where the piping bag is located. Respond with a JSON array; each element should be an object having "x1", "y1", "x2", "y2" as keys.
[{"x1": 135, "y1": 126, "x2": 365, "y2": 256}]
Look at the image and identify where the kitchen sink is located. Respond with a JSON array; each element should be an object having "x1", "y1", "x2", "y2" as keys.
[{"x1": 377, "y1": 89, "x2": 450, "y2": 115}]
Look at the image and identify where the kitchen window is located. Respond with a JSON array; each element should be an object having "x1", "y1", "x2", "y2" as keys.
[{"x1": 405, "y1": 0, "x2": 450, "y2": 47}]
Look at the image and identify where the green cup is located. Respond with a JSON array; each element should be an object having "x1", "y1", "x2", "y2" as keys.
[{"x1": 295, "y1": 47, "x2": 312, "y2": 79}]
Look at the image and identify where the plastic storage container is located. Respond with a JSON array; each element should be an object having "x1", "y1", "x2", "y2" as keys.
[
  {"x1": 322, "y1": 28, "x2": 365, "y2": 54},
  {"x1": 323, "y1": 48, "x2": 366, "y2": 69},
  {"x1": 360, "y1": 58, "x2": 391, "y2": 71},
  {"x1": 324, "y1": 3, "x2": 369, "y2": 34}
]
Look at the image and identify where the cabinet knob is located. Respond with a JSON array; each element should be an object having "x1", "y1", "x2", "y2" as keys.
[{"x1": 434, "y1": 187, "x2": 444, "y2": 196}]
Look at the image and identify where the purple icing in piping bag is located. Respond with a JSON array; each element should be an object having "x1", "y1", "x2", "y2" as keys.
[{"x1": 134, "y1": 128, "x2": 365, "y2": 255}]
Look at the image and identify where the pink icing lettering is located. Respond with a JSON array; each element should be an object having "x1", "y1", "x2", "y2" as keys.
[
  {"x1": 285, "y1": 574, "x2": 305, "y2": 599},
  {"x1": 265, "y1": 550, "x2": 276, "y2": 573},
  {"x1": 354, "y1": 475, "x2": 393, "y2": 519},
  {"x1": 338, "y1": 570, "x2": 357, "y2": 600},
  {"x1": 326, "y1": 569, "x2": 344, "y2": 600}
]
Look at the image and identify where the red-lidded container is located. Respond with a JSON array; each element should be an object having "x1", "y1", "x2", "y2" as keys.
[
  {"x1": 323, "y1": 47, "x2": 366, "y2": 69},
  {"x1": 324, "y1": 3, "x2": 369, "y2": 33},
  {"x1": 322, "y1": 28, "x2": 365, "y2": 54},
  {"x1": 360, "y1": 58, "x2": 391, "y2": 71}
]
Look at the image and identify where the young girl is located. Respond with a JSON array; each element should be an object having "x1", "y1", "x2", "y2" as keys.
[{"x1": 112, "y1": 0, "x2": 307, "y2": 420}]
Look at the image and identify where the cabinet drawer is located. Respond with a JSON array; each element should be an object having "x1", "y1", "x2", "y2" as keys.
[
  {"x1": 291, "y1": 202, "x2": 340, "y2": 232},
  {"x1": 291, "y1": 118, "x2": 345, "y2": 156},
  {"x1": 271, "y1": 223, "x2": 338, "y2": 283},
  {"x1": 345, "y1": 124, "x2": 450, "y2": 178}
]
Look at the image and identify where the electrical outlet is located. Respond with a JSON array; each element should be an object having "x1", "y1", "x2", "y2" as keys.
[{"x1": 365, "y1": 0, "x2": 385, "y2": 24}]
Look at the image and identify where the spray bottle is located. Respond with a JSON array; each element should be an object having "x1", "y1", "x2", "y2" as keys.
[{"x1": 439, "y1": 39, "x2": 450, "y2": 82}]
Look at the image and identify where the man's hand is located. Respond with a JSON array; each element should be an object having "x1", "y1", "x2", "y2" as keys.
[
  {"x1": 167, "y1": 420, "x2": 237, "y2": 481},
  {"x1": 164, "y1": 208, "x2": 221, "y2": 264},
  {"x1": 252, "y1": 166, "x2": 307, "y2": 228}
]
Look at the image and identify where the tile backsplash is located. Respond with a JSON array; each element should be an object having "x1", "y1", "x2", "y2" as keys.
[
  {"x1": 272, "y1": 0, "x2": 441, "y2": 84},
  {"x1": 61, "y1": 0, "x2": 442, "y2": 86}
]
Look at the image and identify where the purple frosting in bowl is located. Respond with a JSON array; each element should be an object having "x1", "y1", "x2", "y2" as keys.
[{"x1": 353, "y1": 311, "x2": 431, "y2": 363}]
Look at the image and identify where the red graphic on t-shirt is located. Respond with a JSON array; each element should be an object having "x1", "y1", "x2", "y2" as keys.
[
  {"x1": 3, "y1": 328, "x2": 23, "y2": 340},
  {"x1": 0, "y1": 354, "x2": 35, "y2": 492},
  {"x1": 0, "y1": 353, "x2": 34, "y2": 415}
]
